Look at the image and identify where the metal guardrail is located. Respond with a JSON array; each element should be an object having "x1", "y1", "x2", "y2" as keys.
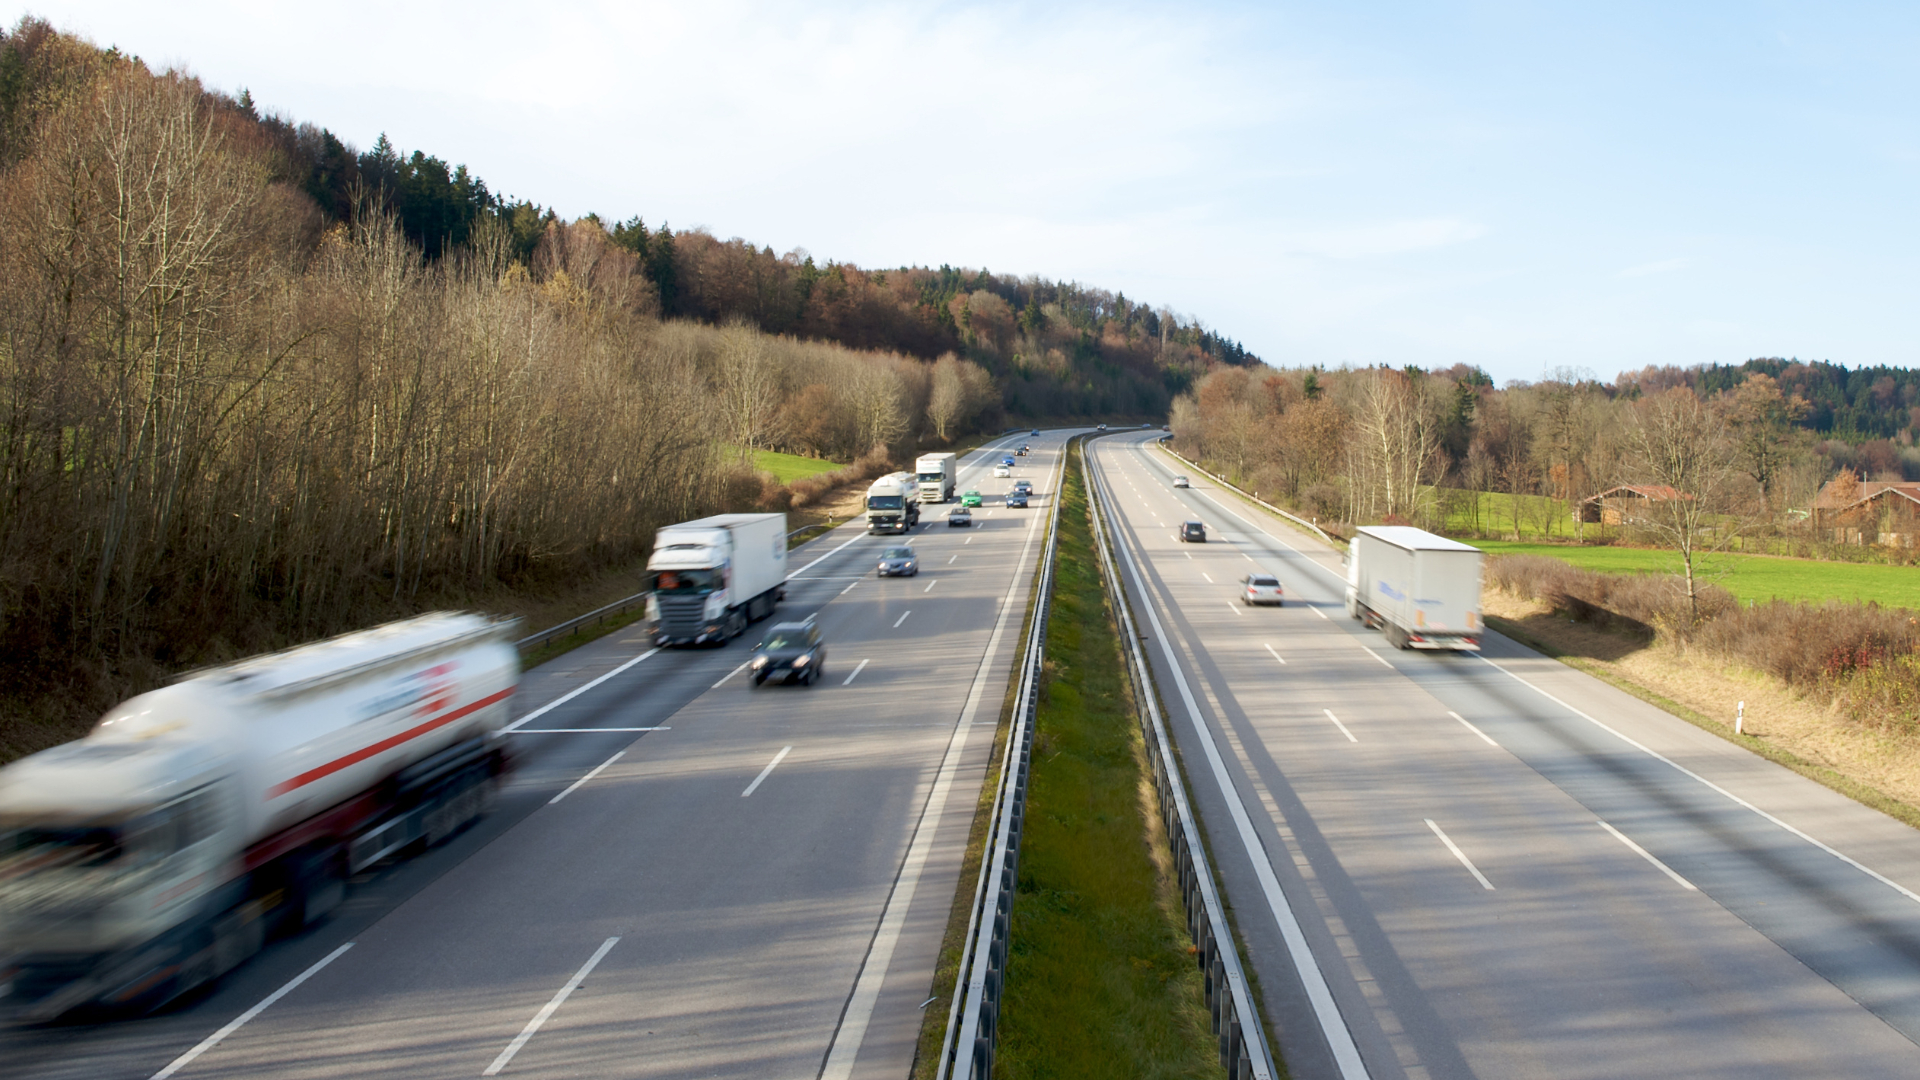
[
  {"x1": 934, "y1": 440, "x2": 1068, "y2": 1080},
  {"x1": 514, "y1": 591, "x2": 650, "y2": 654},
  {"x1": 1084, "y1": 439, "x2": 1279, "y2": 1080},
  {"x1": 1157, "y1": 441, "x2": 1340, "y2": 547}
]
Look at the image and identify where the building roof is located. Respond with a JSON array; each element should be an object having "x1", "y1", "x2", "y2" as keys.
[
  {"x1": 1581, "y1": 484, "x2": 1689, "y2": 504},
  {"x1": 1813, "y1": 479, "x2": 1920, "y2": 512}
]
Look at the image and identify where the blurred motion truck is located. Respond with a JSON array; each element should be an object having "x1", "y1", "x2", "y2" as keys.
[
  {"x1": 0, "y1": 612, "x2": 521, "y2": 1020},
  {"x1": 865, "y1": 472, "x2": 921, "y2": 535},
  {"x1": 916, "y1": 452, "x2": 957, "y2": 503},
  {"x1": 1344, "y1": 526, "x2": 1485, "y2": 651},
  {"x1": 646, "y1": 513, "x2": 787, "y2": 646}
]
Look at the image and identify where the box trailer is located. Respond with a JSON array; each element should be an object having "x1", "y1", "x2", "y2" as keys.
[
  {"x1": 646, "y1": 513, "x2": 788, "y2": 646},
  {"x1": 1344, "y1": 526, "x2": 1484, "y2": 651}
]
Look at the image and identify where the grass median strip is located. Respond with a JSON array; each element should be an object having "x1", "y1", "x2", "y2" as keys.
[{"x1": 992, "y1": 446, "x2": 1220, "y2": 1078}]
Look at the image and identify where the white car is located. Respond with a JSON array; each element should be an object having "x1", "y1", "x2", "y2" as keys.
[
  {"x1": 993, "y1": 465, "x2": 1011, "y2": 477},
  {"x1": 1241, "y1": 574, "x2": 1284, "y2": 606},
  {"x1": 1172, "y1": 476, "x2": 1189, "y2": 488}
]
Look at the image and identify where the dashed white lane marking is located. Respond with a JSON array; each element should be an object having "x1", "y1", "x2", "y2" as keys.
[
  {"x1": 1598, "y1": 820, "x2": 1698, "y2": 890},
  {"x1": 1427, "y1": 819, "x2": 1495, "y2": 890},
  {"x1": 1313, "y1": 606, "x2": 1331, "y2": 620},
  {"x1": 948, "y1": 555, "x2": 957, "y2": 564},
  {"x1": 1324, "y1": 709, "x2": 1358, "y2": 743},
  {"x1": 742, "y1": 745, "x2": 793, "y2": 797},
  {"x1": 965, "y1": 537, "x2": 972, "y2": 544},
  {"x1": 841, "y1": 581, "x2": 859, "y2": 595},
  {"x1": 893, "y1": 610, "x2": 912, "y2": 628},
  {"x1": 504, "y1": 650, "x2": 660, "y2": 732},
  {"x1": 1264, "y1": 643, "x2": 1287, "y2": 666},
  {"x1": 549, "y1": 751, "x2": 624, "y2": 805},
  {"x1": 788, "y1": 532, "x2": 866, "y2": 580},
  {"x1": 924, "y1": 579, "x2": 938, "y2": 593},
  {"x1": 484, "y1": 937, "x2": 621, "y2": 1076},
  {"x1": 1448, "y1": 710, "x2": 1499, "y2": 747},
  {"x1": 150, "y1": 943, "x2": 356, "y2": 1080},
  {"x1": 1202, "y1": 572, "x2": 1214, "y2": 583},
  {"x1": 1362, "y1": 647, "x2": 1396, "y2": 670},
  {"x1": 843, "y1": 659, "x2": 871, "y2": 686},
  {"x1": 1227, "y1": 602, "x2": 1242, "y2": 616},
  {"x1": 713, "y1": 660, "x2": 750, "y2": 688}
]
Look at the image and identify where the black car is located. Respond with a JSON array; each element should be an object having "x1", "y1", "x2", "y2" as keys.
[
  {"x1": 1179, "y1": 520, "x2": 1206, "y2": 542},
  {"x1": 751, "y1": 619, "x2": 827, "y2": 687},
  {"x1": 1005, "y1": 491, "x2": 1029, "y2": 508},
  {"x1": 876, "y1": 545, "x2": 918, "y2": 577}
]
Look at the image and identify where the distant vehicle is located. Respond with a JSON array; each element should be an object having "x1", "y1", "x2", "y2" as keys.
[
  {"x1": 1097, "y1": 424, "x2": 1108, "y2": 431},
  {"x1": 1001, "y1": 455, "x2": 1016, "y2": 467},
  {"x1": 1241, "y1": 574, "x2": 1284, "y2": 606},
  {"x1": 916, "y1": 452, "x2": 959, "y2": 503},
  {"x1": 876, "y1": 545, "x2": 918, "y2": 577},
  {"x1": 961, "y1": 490, "x2": 983, "y2": 508},
  {"x1": 1031, "y1": 428, "x2": 1041, "y2": 436},
  {"x1": 1346, "y1": 526, "x2": 1484, "y2": 651},
  {"x1": 993, "y1": 465, "x2": 1011, "y2": 478},
  {"x1": 1015, "y1": 447, "x2": 1027, "y2": 456},
  {"x1": 948, "y1": 506, "x2": 973, "y2": 527},
  {"x1": 1005, "y1": 491, "x2": 1029, "y2": 508},
  {"x1": 1012, "y1": 479, "x2": 1033, "y2": 494},
  {"x1": 647, "y1": 513, "x2": 787, "y2": 646},
  {"x1": 1179, "y1": 520, "x2": 1206, "y2": 542},
  {"x1": 0, "y1": 612, "x2": 521, "y2": 1019},
  {"x1": 1172, "y1": 476, "x2": 1189, "y2": 488},
  {"x1": 750, "y1": 618, "x2": 827, "y2": 687},
  {"x1": 864, "y1": 472, "x2": 920, "y2": 535}
]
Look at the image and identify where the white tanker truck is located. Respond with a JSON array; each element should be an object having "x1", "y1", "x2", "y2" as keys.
[
  {"x1": 865, "y1": 472, "x2": 921, "y2": 535},
  {"x1": 0, "y1": 611, "x2": 521, "y2": 1019}
]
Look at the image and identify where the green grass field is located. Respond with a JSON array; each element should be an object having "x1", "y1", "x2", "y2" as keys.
[
  {"x1": 1435, "y1": 488, "x2": 1577, "y2": 540},
  {"x1": 992, "y1": 447, "x2": 1220, "y2": 1079},
  {"x1": 742, "y1": 447, "x2": 843, "y2": 483},
  {"x1": 1473, "y1": 540, "x2": 1920, "y2": 609}
]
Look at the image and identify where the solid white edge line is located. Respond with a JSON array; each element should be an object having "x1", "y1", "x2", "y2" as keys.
[
  {"x1": 1446, "y1": 711, "x2": 1499, "y2": 747},
  {"x1": 482, "y1": 936, "x2": 620, "y2": 1076},
  {"x1": 822, "y1": 443, "x2": 1058, "y2": 1080},
  {"x1": 507, "y1": 728, "x2": 667, "y2": 734},
  {"x1": 741, "y1": 745, "x2": 793, "y2": 797},
  {"x1": 1426, "y1": 818, "x2": 1495, "y2": 890},
  {"x1": 713, "y1": 660, "x2": 750, "y2": 688},
  {"x1": 549, "y1": 750, "x2": 623, "y2": 805},
  {"x1": 1324, "y1": 709, "x2": 1359, "y2": 743},
  {"x1": 843, "y1": 659, "x2": 871, "y2": 686},
  {"x1": 893, "y1": 610, "x2": 912, "y2": 628},
  {"x1": 1312, "y1": 606, "x2": 1331, "y2": 620},
  {"x1": 1598, "y1": 820, "x2": 1698, "y2": 891},
  {"x1": 502, "y1": 650, "x2": 660, "y2": 733},
  {"x1": 150, "y1": 943, "x2": 355, "y2": 1080},
  {"x1": 1093, "y1": 443, "x2": 1372, "y2": 1080},
  {"x1": 1264, "y1": 643, "x2": 1287, "y2": 666},
  {"x1": 1472, "y1": 652, "x2": 1920, "y2": 908}
]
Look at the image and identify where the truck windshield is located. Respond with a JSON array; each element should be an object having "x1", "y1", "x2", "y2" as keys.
[
  {"x1": 867, "y1": 496, "x2": 904, "y2": 510},
  {"x1": 1, "y1": 826, "x2": 124, "y2": 873},
  {"x1": 918, "y1": 473, "x2": 943, "y2": 482},
  {"x1": 653, "y1": 569, "x2": 718, "y2": 593}
]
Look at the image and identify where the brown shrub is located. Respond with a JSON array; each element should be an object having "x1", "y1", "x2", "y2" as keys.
[{"x1": 788, "y1": 449, "x2": 895, "y2": 508}]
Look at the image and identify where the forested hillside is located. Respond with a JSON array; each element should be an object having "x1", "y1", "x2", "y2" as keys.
[{"x1": 0, "y1": 17, "x2": 1259, "y2": 753}]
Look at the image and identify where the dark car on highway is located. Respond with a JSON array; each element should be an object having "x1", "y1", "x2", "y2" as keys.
[
  {"x1": 751, "y1": 619, "x2": 827, "y2": 687},
  {"x1": 876, "y1": 545, "x2": 918, "y2": 577},
  {"x1": 1179, "y1": 520, "x2": 1206, "y2": 542},
  {"x1": 1005, "y1": 491, "x2": 1028, "y2": 508}
]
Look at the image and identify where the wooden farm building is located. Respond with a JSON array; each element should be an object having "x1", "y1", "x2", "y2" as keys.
[
  {"x1": 1577, "y1": 485, "x2": 1690, "y2": 526},
  {"x1": 1813, "y1": 478, "x2": 1920, "y2": 547}
]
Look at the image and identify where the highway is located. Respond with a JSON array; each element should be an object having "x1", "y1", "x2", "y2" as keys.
[
  {"x1": 2, "y1": 431, "x2": 1070, "y2": 1080},
  {"x1": 1086, "y1": 430, "x2": 1920, "y2": 1080}
]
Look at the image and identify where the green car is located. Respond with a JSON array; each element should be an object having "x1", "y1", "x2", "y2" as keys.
[{"x1": 961, "y1": 490, "x2": 983, "y2": 508}]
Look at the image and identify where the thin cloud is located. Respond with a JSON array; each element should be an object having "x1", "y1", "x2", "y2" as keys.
[{"x1": 1618, "y1": 257, "x2": 1690, "y2": 278}]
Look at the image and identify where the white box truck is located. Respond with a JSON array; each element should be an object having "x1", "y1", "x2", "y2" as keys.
[
  {"x1": 0, "y1": 612, "x2": 521, "y2": 1019},
  {"x1": 865, "y1": 472, "x2": 920, "y2": 534},
  {"x1": 1344, "y1": 526, "x2": 1484, "y2": 651},
  {"x1": 916, "y1": 452, "x2": 957, "y2": 503},
  {"x1": 645, "y1": 513, "x2": 787, "y2": 646}
]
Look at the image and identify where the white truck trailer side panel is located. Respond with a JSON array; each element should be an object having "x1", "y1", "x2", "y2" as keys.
[
  {"x1": 666, "y1": 513, "x2": 788, "y2": 602},
  {"x1": 1347, "y1": 526, "x2": 1484, "y2": 649}
]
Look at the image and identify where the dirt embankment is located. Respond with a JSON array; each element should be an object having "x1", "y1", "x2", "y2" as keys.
[{"x1": 1484, "y1": 587, "x2": 1920, "y2": 825}]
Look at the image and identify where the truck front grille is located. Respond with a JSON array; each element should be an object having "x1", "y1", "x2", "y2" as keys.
[{"x1": 656, "y1": 594, "x2": 707, "y2": 636}]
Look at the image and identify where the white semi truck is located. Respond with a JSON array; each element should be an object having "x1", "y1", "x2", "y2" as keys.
[
  {"x1": 865, "y1": 472, "x2": 921, "y2": 535},
  {"x1": 645, "y1": 513, "x2": 787, "y2": 646},
  {"x1": 1344, "y1": 526, "x2": 1485, "y2": 651},
  {"x1": 916, "y1": 452, "x2": 958, "y2": 503},
  {"x1": 0, "y1": 612, "x2": 521, "y2": 1019}
]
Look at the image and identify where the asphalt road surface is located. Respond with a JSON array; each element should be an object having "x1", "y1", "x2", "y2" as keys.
[
  {"x1": 1087, "y1": 430, "x2": 1920, "y2": 1080},
  {"x1": 3, "y1": 429, "x2": 1070, "y2": 1080}
]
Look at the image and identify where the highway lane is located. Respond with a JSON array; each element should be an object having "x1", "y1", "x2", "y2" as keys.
[
  {"x1": 1087, "y1": 431, "x2": 1920, "y2": 1079},
  {"x1": 3, "y1": 429, "x2": 1066, "y2": 1080}
]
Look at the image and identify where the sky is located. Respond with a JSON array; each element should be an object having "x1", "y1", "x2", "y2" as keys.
[{"x1": 13, "y1": 1, "x2": 1920, "y2": 384}]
